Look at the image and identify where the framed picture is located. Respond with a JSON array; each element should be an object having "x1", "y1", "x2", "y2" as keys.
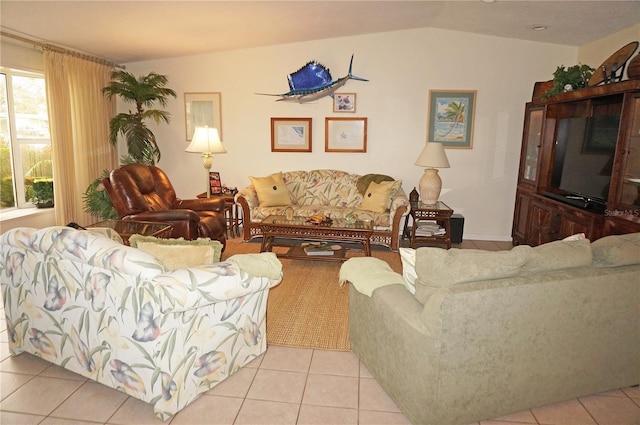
[
  {"x1": 185, "y1": 92, "x2": 222, "y2": 141},
  {"x1": 333, "y1": 93, "x2": 356, "y2": 113},
  {"x1": 209, "y1": 171, "x2": 222, "y2": 195},
  {"x1": 325, "y1": 117, "x2": 367, "y2": 153},
  {"x1": 427, "y1": 90, "x2": 476, "y2": 149},
  {"x1": 271, "y1": 118, "x2": 312, "y2": 152}
]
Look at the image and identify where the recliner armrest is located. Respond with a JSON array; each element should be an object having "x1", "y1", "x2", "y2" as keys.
[
  {"x1": 125, "y1": 209, "x2": 200, "y2": 222},
  {"x1": 175, "y1": 197, "x2": 226, "y2": 213}
]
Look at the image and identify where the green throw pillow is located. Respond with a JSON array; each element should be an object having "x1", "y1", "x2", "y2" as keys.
[
  {"x1": 129, "y1": 235, "x2": 223, "y2": 271},
  {"x1": 356, "y1": 173, "x2": 394, "y2": 195}
]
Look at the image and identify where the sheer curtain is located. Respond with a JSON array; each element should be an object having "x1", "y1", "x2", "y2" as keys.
[{"x1": 43, "y1": 51, "x2": 117, "y2": 225}]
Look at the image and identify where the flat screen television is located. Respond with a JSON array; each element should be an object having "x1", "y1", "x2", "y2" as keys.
[{"x1": 546, "y1": 114, "x2": 620, "y2": 212}]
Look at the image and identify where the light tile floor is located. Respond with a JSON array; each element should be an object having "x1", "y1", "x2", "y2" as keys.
[{"x1": 1, "y1": 239, "x2": 639, "y2": 424}]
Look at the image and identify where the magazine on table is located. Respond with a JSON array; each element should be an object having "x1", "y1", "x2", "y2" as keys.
[{"x1": 301, "y1": 242, "x2": 342, "y2": 256}]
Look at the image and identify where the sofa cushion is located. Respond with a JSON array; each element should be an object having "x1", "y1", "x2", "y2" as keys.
[
  {"x1": 129, "y1": 235, "x2": 223, "y2": 271},
  {"x1": 520, "y1": 238, "x2": 592, "y2": 275},
  {"x1": 250, "y1": 172, "x2": 291, "y2": 206},
  {"x1": 359, "y1": 180, "x2": 397, "y2": 213},
  {"x1": 414, "y1": 246, "x2": 530, "y2": 305},
  {"x1": 591, "y1": 232, "x2": 640, "y2": 267}
]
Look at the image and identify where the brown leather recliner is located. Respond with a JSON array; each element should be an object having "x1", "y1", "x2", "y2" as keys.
[{"x1": 103, "y1": 163, "x2": 227, "y2": 248}]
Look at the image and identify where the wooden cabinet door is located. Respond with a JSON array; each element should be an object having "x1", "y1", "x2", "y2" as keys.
[
  {"x1": 512, "y1": 189, "x2": 532, "y2": 244},
  {"x1": 558, "y1": 210, "x2": 602, "y2": 240},
  {"x1": 527, "y1": 200, "x2": 559, "y2": 246}
]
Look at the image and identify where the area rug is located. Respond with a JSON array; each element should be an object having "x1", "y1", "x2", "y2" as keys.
[{"x1": 221, "y1": 237, "x2": 401, "y2": 351}]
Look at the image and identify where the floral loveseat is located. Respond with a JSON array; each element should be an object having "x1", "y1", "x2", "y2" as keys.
[
  {"x1": 0, "y1": 226, "x2": 282, "y2": 419},
  {"x1": 236, "y1": 170, "x2": 410, "y2": 251}
]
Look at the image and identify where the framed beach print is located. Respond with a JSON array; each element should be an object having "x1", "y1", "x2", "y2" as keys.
[
  {"x1": 185, "y1": 92, "x2": 222, "y2": 141},
  {"x1": 325, "y1": 117, "x2": 367, "y2": 153},
  {"x1": 271, "y1": 118, "x2": 312, "y2": 152},
  {"x1": 427, "y1": 90, "x2": 476, "y2": 149},
  {"x1": 333, "y1": 93, "x2": 357, "y2": 113}
]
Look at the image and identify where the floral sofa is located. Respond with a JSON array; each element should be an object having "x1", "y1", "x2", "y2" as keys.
[
  {"x1": 0, "y1": 226, "x2": 282, "y2": 420},
  {"x1": 341, "y1": 233, "x2": 640, "y2": 424},
  {"x1": 236, "y1": 170, "x2": 410, "y2": 251}
]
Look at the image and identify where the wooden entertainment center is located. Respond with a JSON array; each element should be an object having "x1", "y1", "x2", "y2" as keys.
[{"x1": 512, "y1": 79, "x2": 640, "y2": 246}]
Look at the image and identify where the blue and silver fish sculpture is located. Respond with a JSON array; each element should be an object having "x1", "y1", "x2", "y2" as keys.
[{"x1": 257, "y1": 54, "x2": 368, "y2": 103}]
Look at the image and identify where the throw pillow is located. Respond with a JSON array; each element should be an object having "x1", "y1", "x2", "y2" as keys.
[
  {"x1": 519, "y1": 238, "x2": 592, "y2": 275},
  {"x1": 399, "y1": 247, "x2": 417, "y2": 294},
  {"x1": 250, "y1": 172, "x2": 291, "y2": 207},
  {"x1": 591, "y1": 233, "x2": 640, "y2": 267},
  {"x1": 414, "y1": 245, "x2": 531, "y2": 305},
  {"x1": 129, "y1": 235, "x2": 223, "y2": 271},
  {"x1": 359, "y1": 180, "x2": 397, "y2": 213}
]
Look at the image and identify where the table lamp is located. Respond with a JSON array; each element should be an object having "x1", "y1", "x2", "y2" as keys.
[
  {"x1": 186, "y1": 126, "x2": 227, "y2": 198},
  {"x1": 414, "y1": 142, "x2": 450, "y2": 205}
]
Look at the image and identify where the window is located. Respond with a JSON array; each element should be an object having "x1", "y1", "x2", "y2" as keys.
[{"x1": 0, "y1": 68, "x2": 52, "y2": 210}]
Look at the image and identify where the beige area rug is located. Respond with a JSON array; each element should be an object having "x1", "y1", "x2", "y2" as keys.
[{"x1": 222, "y1": 237, "x2": 401, "y2": 351}]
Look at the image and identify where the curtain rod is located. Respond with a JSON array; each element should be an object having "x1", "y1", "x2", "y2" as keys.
[{"x1": 1, "y1": 30, "x2": 126, "y2": 70}]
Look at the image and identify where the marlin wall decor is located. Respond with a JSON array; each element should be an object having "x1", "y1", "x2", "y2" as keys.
[{"x1": 257, "y1": 54, "x2": 368, "y2": 103}]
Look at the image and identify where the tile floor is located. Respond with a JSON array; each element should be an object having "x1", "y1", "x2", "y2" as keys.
[{"x1": 1, "y1": 239, "x2": 639, "y2": 424}]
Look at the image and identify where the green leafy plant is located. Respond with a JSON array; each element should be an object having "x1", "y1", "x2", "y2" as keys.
[
  {"x1": 84, "y1": 71, "x2": 176, "y2": 219},
  {"x1": 102, "y1": 70, "x2": 177, "y2": 165},
  {"x1": 83, "y1": 169, "x2": 119, "y2": 219},
  {"x1": 31, "y1": 178, "x2": 54, "y2": 208},
  {"x1": 545, "y1": 64, "x2": 595, "y2": 97}
]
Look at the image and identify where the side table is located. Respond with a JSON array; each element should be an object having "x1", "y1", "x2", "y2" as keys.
[
  {"x1": 403, "y1": 201, "x2": 453, "y2": 248},
  {"x1": 196, "y1": 193, "x2": 241, "y2": 237}
]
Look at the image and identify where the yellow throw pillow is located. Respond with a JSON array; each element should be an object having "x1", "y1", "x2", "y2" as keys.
[
  {"x1": 250, "y1": 172, "x2": 291, "y2": 207},
  {"x1": 359, "y1": 180, "x2": 396, "y2": 213},
  {"x1": 129, "y1": 235, "x2": 223, "y2": 271}
]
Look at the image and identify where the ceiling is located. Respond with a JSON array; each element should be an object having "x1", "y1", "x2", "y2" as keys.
[{"x1": 1, "y1": 1, "x2": 639, "y2": 64}]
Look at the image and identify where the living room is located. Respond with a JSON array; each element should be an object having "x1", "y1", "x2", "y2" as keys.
[
  {"x1": 1, "y1": 2, "x2": 640, "y2": 424},
  {"x1": 1, "y1": 3, "x2": 638, "y2": 240}
]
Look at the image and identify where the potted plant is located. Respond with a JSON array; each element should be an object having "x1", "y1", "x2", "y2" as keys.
[
  {"x1": 31, "y1": 178, "x2": 54, "y2": 208},
  {"x1": 83, "y1": 70, "x2": 177, "y2": 219},
  {"x1": 544, "y1": 64, "x2": 595, "y2": 97}
]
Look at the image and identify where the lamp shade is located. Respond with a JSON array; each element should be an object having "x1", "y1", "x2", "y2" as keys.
[
  {"x1": 414, "y1": 142, "x2": 450, "y2": 168},
  {"x1": 186, "y1": 127, "x2": 227, "y2": 154}
]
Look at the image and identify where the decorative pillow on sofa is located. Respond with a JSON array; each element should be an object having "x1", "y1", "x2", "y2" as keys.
[
  {"x1": 250, "y1": 171, "x2": 292, "y2": 207},
  {"x1": 591, "y1": 233, "x2": 640, "y2": 267},
  {"x1": 129, "y1": 235, "x2": 223, "y2": 271},
  {"x1": 519, "y1": 238, "x2": 592, "y2": 275},
  {"x1": 359, "y1": 180, "x2": 401, "y2": 213},
  {"x1": 414, "y1": 246, "x2": 530, "y2": 305}
]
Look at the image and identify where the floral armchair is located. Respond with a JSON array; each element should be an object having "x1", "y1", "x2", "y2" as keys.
[{"x1": 0, "y1": 226, "x2": 282, "y2": 419}]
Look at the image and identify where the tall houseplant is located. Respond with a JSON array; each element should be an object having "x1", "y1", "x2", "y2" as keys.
[
  {"x1": 83, "y1": 71, "x2": 177, "y2": 219},
  {"x1": 102, "y1": 70, "x2": 177, "y2": 165}
]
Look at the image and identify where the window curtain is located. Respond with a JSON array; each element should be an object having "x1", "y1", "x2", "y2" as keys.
[{"x1": 43, "y1": 50, "x2": 117, "y2": 226}]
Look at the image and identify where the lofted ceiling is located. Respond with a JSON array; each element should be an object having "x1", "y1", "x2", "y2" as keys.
[{"x1": 1, "y1": 1, "x2": 639, "y2": 64}]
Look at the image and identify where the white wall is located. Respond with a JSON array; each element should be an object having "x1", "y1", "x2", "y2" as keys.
[{"x1": 126, "y1": 27, "x2": 576, "y2": 240}]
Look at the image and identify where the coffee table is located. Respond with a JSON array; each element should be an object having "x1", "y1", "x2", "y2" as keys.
[{"x1": 258, "y1": 215, "x2": 373, "y2": 262}]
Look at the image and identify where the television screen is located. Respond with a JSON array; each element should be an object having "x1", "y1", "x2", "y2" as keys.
[{"x1": 550, "y1": 114, "x2": 620, "y2": 205}]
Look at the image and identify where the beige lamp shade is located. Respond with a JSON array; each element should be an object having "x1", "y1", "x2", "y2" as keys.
[
  {"x1": 415, "y1": 142, "x2": 450, "y2": 205},
  {"x1": 186, "y1": 126, "x2": 226, "y2": 198},
  {"x1": 186, "y1": 127, "x2": 227, "y2": 155}
]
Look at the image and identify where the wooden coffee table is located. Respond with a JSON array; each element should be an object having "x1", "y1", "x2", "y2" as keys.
[{"x1": 259, "y1": 215, "x2": 373, "y2": 262}]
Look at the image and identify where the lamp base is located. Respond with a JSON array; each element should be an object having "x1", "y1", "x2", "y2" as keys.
[{"x1": 419, "y1": 168, "x2": 442, "y2": 205}]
